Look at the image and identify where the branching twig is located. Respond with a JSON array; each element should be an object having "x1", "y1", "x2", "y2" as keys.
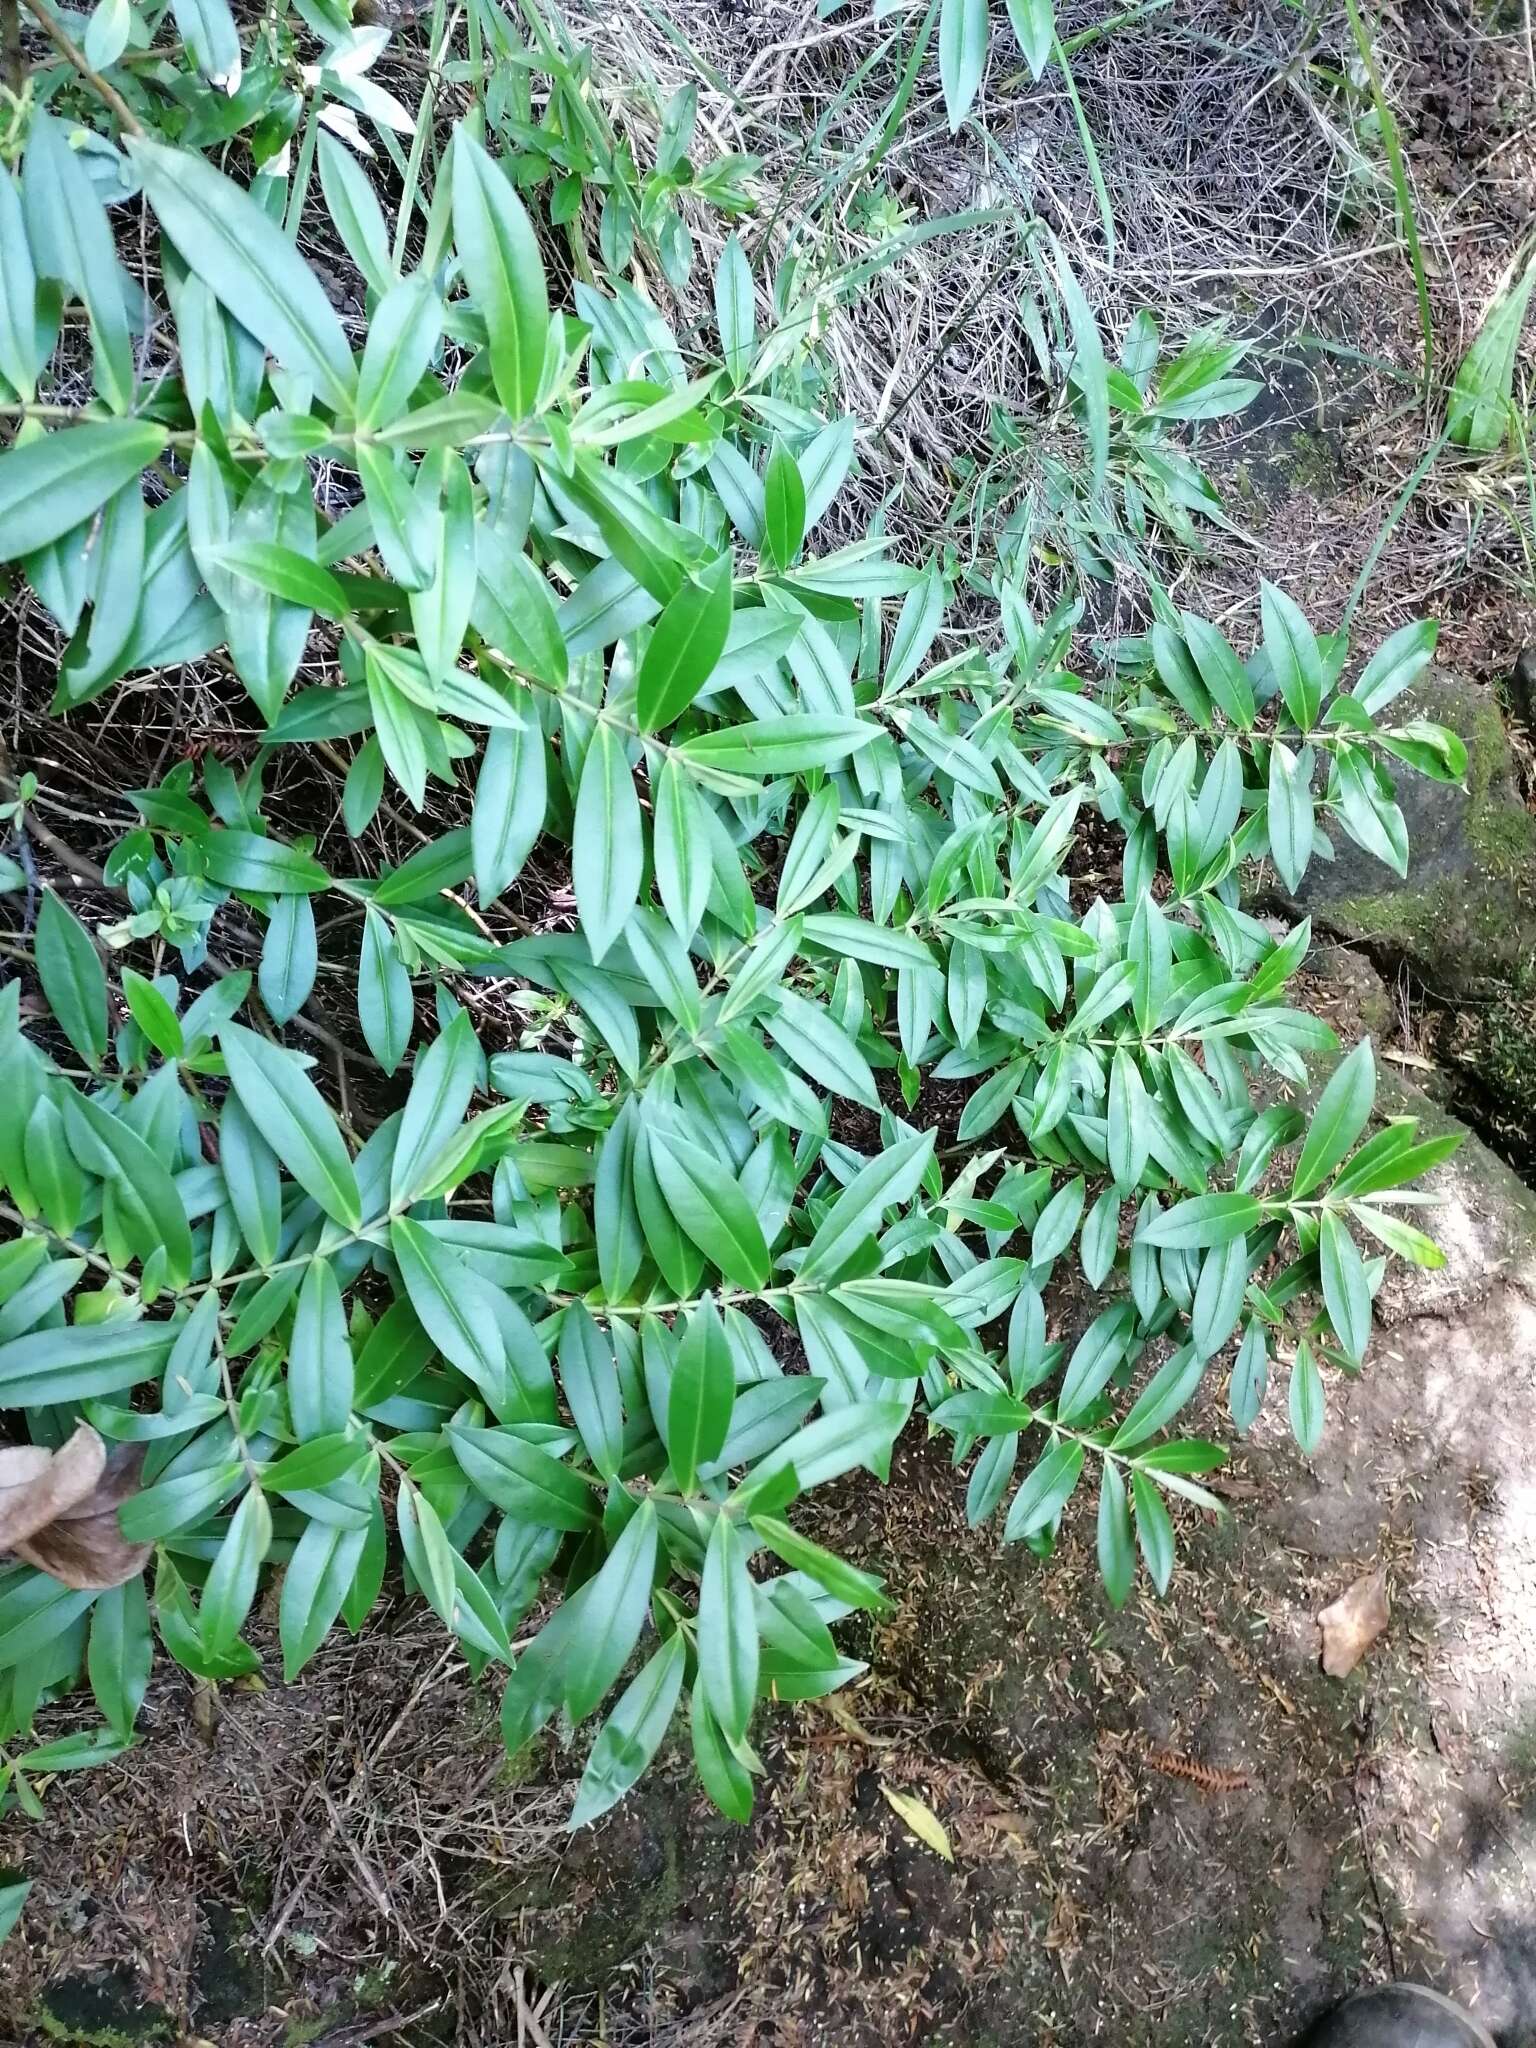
[{"x1": 17, "y1": 0, "x2": 143, "y2": 134}]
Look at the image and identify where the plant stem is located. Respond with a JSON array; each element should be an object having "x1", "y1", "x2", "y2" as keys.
[
  {"x1": 17, "y1": 0, "x2": 143, "y2": 135},
  {"x1": 2, "y1": 0, "x2": 23, "y2": 96}
]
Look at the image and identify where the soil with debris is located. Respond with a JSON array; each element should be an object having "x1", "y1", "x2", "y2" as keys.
[{"x1": 6, "y1": 0, "x2": 1536, "y2": 2042}]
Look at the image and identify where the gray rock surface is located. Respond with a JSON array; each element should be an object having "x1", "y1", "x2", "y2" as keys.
[{"x1": 1291, "y1": 671, "x2": 1536, "y2": 994}]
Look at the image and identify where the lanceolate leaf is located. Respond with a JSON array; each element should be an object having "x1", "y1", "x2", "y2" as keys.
[
  {"x1": 1293, "y1": 1038, "x2": 1376, "y2": 1199},
  {"x1": 714, "y1": 235, "x2": 755, "y2": 385},
  {"x1": 572, "y1": 721, "x2": 643, "y2": 966},
  {"x1": 451, "y1": 132, "x2": 549, "y2": 421},
  {"x1": 698, "y1": 1513, "x2": 758, "y2": 1742},
  {"x1": 129, "y1": 137, "x2": 357, "y2": 412},
  {"x1": 391, "y1": 1012, "x2": 479, "y2": 1207},
  {"x1": 801, "y1": 1133, "x2": 935, "y2": 1281},
  {"x1": 762, "y1": 444, "x2": 806, "y2": 572},
  {"x1": 648, "y1": 1129, "x2": 770, "y2": 1290},
  {"x1": 570, "y1": 1631, "x2": 686, "y2": 1828},
  {"x1": 36, "y1": 891, "x2": 106, "y2": 1067},
  {"x1": 220, "y1": 1023, "x2": 362, "y2": 1229},
  {"x1": 667, "y1": 1298, "x2": 734, "y2": 1492},
  {"x1": 288, "y1": 1257, "x2": 353, "y2": 1440},
  {"x1": 939, "y1": 0, "x2": 988, "y2": 128},
  {"x1": 472, "y1": 691, "x2": 547, "y2": 902},
  {"x1": 0, "y1": 423, "x2": 166, "y2": 565},
  {"x1": 636, "y1": 553, "x2": 733, "y2": 732},
  {"x1": 561, "y1": 1500, "x2": 659, "y2": 1722}
]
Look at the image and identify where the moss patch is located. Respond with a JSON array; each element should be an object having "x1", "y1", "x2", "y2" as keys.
[
  {"x1": 35, "y1": 1973, "x2": 174, "y2": 2048},
  {"x1": 490, "y1": 1763, "x2": 738, "y2": 1993}
]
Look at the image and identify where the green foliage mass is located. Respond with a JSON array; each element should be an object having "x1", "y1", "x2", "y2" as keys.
[{"x1": 0, "y1": 0, "x2": 1467, "y2": 1859}]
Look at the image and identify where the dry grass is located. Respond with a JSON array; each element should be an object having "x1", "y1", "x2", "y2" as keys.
[{"x1": 561, "y1": 0, "x2": 1535, "y2": 655}]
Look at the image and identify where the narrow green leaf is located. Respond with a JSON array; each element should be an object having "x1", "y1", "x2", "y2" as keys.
[
  {"x1": 1131, "y1": 1469, "x2": 1175, "y2": 1593},
  {"x1": 258, "y1": 894, "x2": 318, "y2": 1026},
  {"x1": 570, "y1": 1631, "x2": 686, "y2": 1828},
  {"x1": 451, "y1": 132, "x2": 549, "y2": 420},
  {"x1": 390, "y1": 1011, "x2": 478, "y2": 1207},
  {"x1": 221, "y1": 1024, "x2": 361, "y2": 1229},
  {"x1": 648, "y1": 1128, "x2": 770, "y2": 1289},
  {"x1": 120, "y1": 969, "x2": 183, "y2": 1060},
  {"x1": 751, "y1": 1515, "x2": 891, "y2": 1612},
  {"x1": 714, "y1": 234, "x2": 755, "y2": 385},
  {"x1": 129, "y1": 136, "x2": 356, "y2": 411},
  {"x1": 557, "y1": 1303, "x2": 623, "y2": 1479},
  {"x1": 1141, "y1": 1192, "x2": 1263, "y2": 1250},
  {"x1": 636, "y1": 553, "x2": 732, "y2": 732},
  {"x1": 801, "y1": 1132, "x2": 935, "y2": 1281},
  {"x1": 200, "y1": 1486, "x2": 271, "y2": 1653},
  {"x1": 939, "y1": 0, "x2": 988, "y2": 127},
  {"x1": 36, "y1": 890, "x2": 106, "y2": 1066},
  {"x1": 280, "y1": 1518, "x2": 368, "y2": 1680},
  {"x1": 562, "y1": 1500, "x2": 659, "y2": 1722},
  {"x1": 572, "y1": 720, "x2": 643, "y2": 966},
  {"x1": 88, "y1": 1577, "x2": 152, "y2": 1740},
  {"x1": 472, "y1": 690, "x2": 546, "y2": 903},
  {"x1": 653, "y1": 750, "x2": 712, "y2": 943},
  {"x1": 692, "y1": 1686, "x2": 753, "y2": 1820},
  {"x1": 1096, "y1": 1458, "x2": 1134, "y2": 1608},
  {"x1": 390, "y1": 1217, "x2": 509, "y2": 1408},
  {"x1": 1319, "y1": 1210, "x2": 1372, "y2": 1364},
  {"x1": 1293, "y1": 1039, "x2": 1376, "y2": 1199},
  {"x1": 1261, "y1": 580, "x2": 1324, "y2": 732},
  {"x1": 762, "y1": 444, "x2": 807, "y2": 572},
  {"x1": 698, "y1": 1514, "x2": 758, "y2": 1742},
  {"x1": 289, "y1": 1256, "x2": 353, "y2": 1440},
  {"x1": 0, "y1": 422, "x2": 167, "y2": 569},
  {"x1": 1003, "y1": 1438, "x2": 1084, "y2": 1541},
  {"x1": 667, "y1": 1297, "x2": 734, "y2": 1493},
  {"x1": 1288, "y1": 1338, "x2": 1324, "y2": 1454},
  {"x1": 447, "y1": 1424, "x2": 597, "y2": 1530},
  {"x1": 358, "y1": 908, "x2": 413, "y2": 1075}
]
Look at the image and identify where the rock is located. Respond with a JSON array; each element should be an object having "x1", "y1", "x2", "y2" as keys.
[
  {"x1": 1369, "y1": 1071, "x2": 1536, "y2": 1324},
  {"x1": 1290, "y1": 669, "x2": 1536, "y2": 994}
]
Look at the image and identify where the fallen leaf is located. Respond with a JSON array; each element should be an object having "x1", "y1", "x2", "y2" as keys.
[
  {"x1": 978, "y1": 1809, "x2": 1034, "y2": 1840},
  {"x1": 1318, "y1": 1568, "x2": 1390, "y2": 1678},
  {"x1": 822, "y1": 1697, "x2": 895, "y2": 1747},
  {"x1": 0, "y1": 1425, "x2": 105, "y2": 1550},
  {"x1": 879, "y1": 1783, "x2": 954, "y2": 1862},
  {"x1": 0, "y1": 1426, "x2": 152, "y2": 1590}
]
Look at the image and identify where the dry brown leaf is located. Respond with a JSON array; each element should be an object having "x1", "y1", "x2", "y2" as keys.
[
  {"x1": 0, "y1": 1427, "x2": 152, "y2": 1591},
  {"x1": 822, "y1": 1697, "x2": 895, "y2": 1747},
  {"x1": 0, "y1": 1424, "x2": 106, "y2": 1550},
  {"x1": 1318, "y1": 1568, "x2": 1390, "y2": 1678}
]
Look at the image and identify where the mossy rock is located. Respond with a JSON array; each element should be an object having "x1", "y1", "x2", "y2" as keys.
[
  {"x1": 35, "y1": 1971, "x2": 174, "y2": 2047},
  {"x1": 1292, "y1": 669, "x2": 1536, "y2": 992}
]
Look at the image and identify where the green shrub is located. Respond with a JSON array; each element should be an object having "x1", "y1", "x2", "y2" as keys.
[{"x1": 0, "y1": 0, "x2": 1466, "y2": 1851}]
